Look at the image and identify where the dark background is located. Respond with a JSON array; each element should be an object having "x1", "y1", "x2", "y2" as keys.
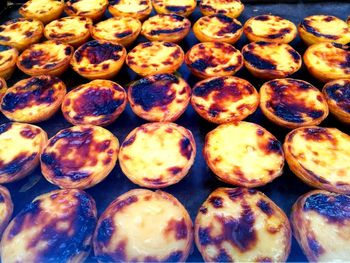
[{"x1": 0, "y1": 1, "x2": 349, "y2": 262}]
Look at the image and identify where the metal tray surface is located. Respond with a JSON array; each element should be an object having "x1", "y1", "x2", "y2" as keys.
[{"x1": 0, "y1": 1, "x2": 349, "y2": 262}]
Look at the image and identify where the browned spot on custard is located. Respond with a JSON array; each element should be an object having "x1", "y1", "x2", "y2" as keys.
[
  {"x1": 258, "y1": 137, "x2": 283, "y2": 156},
  {"x1": 179, "y1": 137, "x2": 193, "y2": 160},
  {"x1": 0, "y1": 152, "x2": 36, "y2": 176},
  {"x1": 257, "y1": 199, "x2": 274, "y2": 216},
  {"x1": 168, "y1": 166, "x2": 182, "y2": 175},
  {"x1": 301, "y1": 19, "x2": 339, "y2": 40},
  {"x1": 302, "y1": 127, "x2": 337, "y2": 146},
  {"x1": 113, "y1": 195, "x2": 138, "y2": 213},
  {"x1": 256, "y1": 256, "x2": 273, "y2": 263},
  {"x1": 198, "y1": 202, "x2": 257, "y2": 252},
  {"x1": 209, "y1": 196, "x2": 223, "y2": 208},
  {"x1": 307, "y1": 236, "x2": 325, "y2": 258},
  {"x1": 226, "y1": 188, "x2": 245, "y2": 200},
  {"x1": 199, "y1": 206, "x2": 208, "y2": 214},
  {"x1": 143, "y1": 177, "x2": 165, "y2": 186},
  {"x1": 122, "y1": 134, "x2": 136, "y2": 147},
  {"x1": 164, "y1": 218, "x2": 188, "y2": 240},
  {"x1": 20, "y1": 127, "x2": 40, "y2": 139},
  {"x1": 325, "y1": 81, "x2": 350, "y2": 114}
]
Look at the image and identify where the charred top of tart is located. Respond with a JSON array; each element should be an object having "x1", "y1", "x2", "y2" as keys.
[
  {"x1": 44, "y1": 16, "x2": 92, "y2": 40},
  {"x1": 185, "y1": 42, "x2": 243, "y2": 77},
  {"x1": 242, "y1": 41, "x2": 301, "y2": 72},
  {"x1": 0, "y1": 45, "x2": 17, "y2": 70},
  {"x1": 40, "y1": 125, "x2": 118, "y2": 188},
  {"x1": 126, "y1": 41, "x2": 184, "y2": 76},
  {"x1": 195, "y1": 187, "x2": 291, "y2": 262},
  {"x1": 152, "y1": 0, "x2": 197, "y2": 16},
  {"x1": 73, "y1": 40, "x2": 124, "y2": 65},
  {"x1": 299, "y1": 15, "x2": 350, "y2": 42},
  {"x1": 323, "y1": 79, "x2": 350, "y2": 114},
  {"x1": 109, "y1": 0, "x2": 152, "y2": 14},
  {"x1": 204, "y1": 121, "x2": 284, "y2": 187},
  {"x1": 200, "y1": 0, "x2": 244, "y2": 18},
  {"x1": 62, "y1": 80, "x2": 126, "y2": 125},
  {"x1": 284, "y1": 127, "x2": 350, "y2": 193},
  {"x1": 129, "y1": 74, "x2": 187, "y2": 111},
  {"x1": 93, "y1": 189, "x2": 193, "y2": 262},
  {"x1": 142, "y1": 14, "x2": 191, "y2": 37},
  {"x1": 191, "y1": 76, "x2": 258, "y2": 122},
  {"x1": 244, "y1": 15, "x2": 296, "y2": 43},
  {"x1": 292, "y1": 190, "x2": 350, "y2": 262},
  {"x1": 19, "y1": 0, "x2": 64, "y2": 14},
  {"x1": 65, "y1": 0, "x2": 108, "y2": 15},
  {"x1": 0, "y1": 122, "x2": 46, "y2": 180},
  {"x1": 119, "y1": 122, "x2": 196, "y2": 188},
  {"x1": 18, "y1": 41, "x2": 73, "y2": 70},
  {"x1": 304, "y1": 43, "x2": 350, "y2": 76},
  {"x1": 261, "y1": 78, "x2": 328, "y2": 124},
  {"x1": 1, "y1": 189, "x2": 96, "y2": 263},
  {"x1": 196, "y1": 14, "x2": 242, "y2": 37},
  {"x1": 92, "y1": 16, "x2": 141, "y2": 42},
  {"x1": 1, "y1": 75, "x2": 65, "y2": 113},
  {"x1": 0, "y1": 18, "x2": 43, "y2": 42}
]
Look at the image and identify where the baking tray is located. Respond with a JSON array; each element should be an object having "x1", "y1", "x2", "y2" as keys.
[{"x1": 0, "y1": 1, "x2": 349, "y2": 262}]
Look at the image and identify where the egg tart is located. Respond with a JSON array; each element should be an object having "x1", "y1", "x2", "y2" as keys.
[
  {"x1": 152, "y1": 0, "x2": 196, "y2": 17},
  {"x1": 298, "y1": 15, "x2": 350, "y2": 46},
  {"x1": 200, "y1": 0, "x2": 244, "y2": 19},
  {"x1": 260, "y1": 78, "x2": 329, "y2": 129},
  {"x1": 0, "y1": 186, "x2": 13, "y2": 236},
  {"x1": 41, "y1": 125, "x2": 119, "y2": 189},
  {"x1": 64, "y1": 0, "x2": 108, "y2": 21},
  {"x1": 17, "y1": 41, "x2": 73, "y2": 76},
  {"x1": 93, "y1": 189, "x2": 193, "y2": 262},
  {"x1": 284, "y1": 126, "x2": 350, "y2": 194},
  {"x1": 44, "y1": 16, "x2": 92, "y2": 47},
  {"x1": 142, "y1": 14, "x2": 191, "y2": 43},
  {"x1": 62, "y1": 79, "x2": 127, "y2": 126},
  {"x1": 108, "y1": 0, "x2": 152, "y2": 21},
  {"x1": 0, "y1": 78, "x2": 6, "y2": 101},
  {"x1": 204, "y1": 121, "x2": 285, "y2": 187},
  {"x1": 1, "y1": 189, "x2": 97, "y2": 263},
  {"x1": 0, "y1": 75, "x2": 66, "y2": 123},
  {"x1": 126, "y1": 41, "x2": 184, "y2": 76},
  {"x1": 91, "y1": 16, "x2": 141, "y2": 47},
  {"x1": 191, "y1": 76, "x2": 259, "y2": 124},
  {"x1": 185, "y1": 42, "x2": 243, "y2": 79},
  {"x1": 19, "y1": 0, "x2": 64, "y2": 24},
  {"x1": 243, "y1": 15, "x2": 297, "y2": 43},
  {"x1": 242, "y1": 41, "x2": 302, "y2": 79},
  {"x1": 195, "y1": 187, "x2": 291, "y2": 262},
  {"x1": 291, "y1": 190, "x2": 350, "y2": 262},
  {"x1": 0, "y1": 122, "x2": 47, "y2": 183},
  {"x1": 119, "y1": 122, "x2": 196, "y2": 188},
  {"x1": 0, "y1": 45, "x2": 18, "y2": 80},
  {"x1": 0, "y1": 18, "x2": 44, "y2": 51},
  {"x1": 71, "y1": 40, "x2": 126, "y2": 79},
  {"x1": 193, "y1": 14, "x2": 243, "y2": 44},
  {"x1": 322, "y1": 79, "x2": 350, "y2": 124},
  {"x1": 304, "y1": 42, "x2": 350, "y2": 82},
  {"x1": 128, "y1": 73, "x2": 191, "y2": 122}
]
